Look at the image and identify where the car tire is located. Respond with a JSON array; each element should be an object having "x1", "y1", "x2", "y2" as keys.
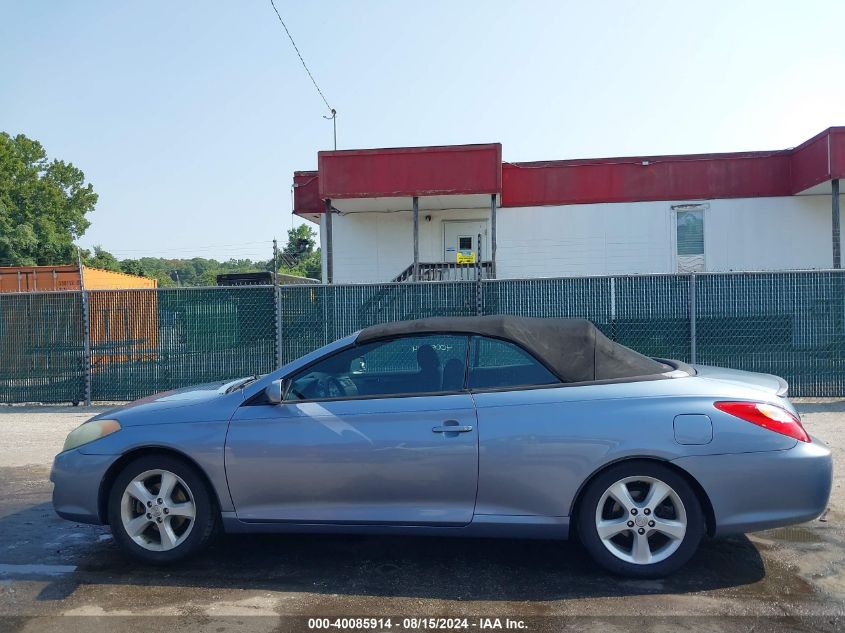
[
  {"x1": 576, "y1": 460, "x2": 705, "y2": 578},
  {"x1": 107, "y1": 454, "x2": 217, "y2": 564}
]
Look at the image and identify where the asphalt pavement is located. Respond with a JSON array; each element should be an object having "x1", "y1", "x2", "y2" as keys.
[{"x1": 0, "y1": 401, "x2": 842, "y2": 632}]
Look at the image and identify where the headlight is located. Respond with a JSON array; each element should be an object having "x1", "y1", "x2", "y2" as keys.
[{"x1": 62, "y1": 419, "x2": 121, "y2": 452}]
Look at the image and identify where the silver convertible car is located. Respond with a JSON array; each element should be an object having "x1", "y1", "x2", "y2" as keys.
[{"x1": 51, "y1": 316, "x2": 832, "y2": 577}]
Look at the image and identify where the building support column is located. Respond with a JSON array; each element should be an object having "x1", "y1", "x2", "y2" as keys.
[
  {"x1": 324, "y1": 199, "x2": 334, "y2": 284},
  {"x1": 412, "y1": 196, "x2": 420, "y2": 281},
  {"x1": 834, "y1": 179, "x2": 841, "y2": 269},
  {"x1": 490, "y1": 193, "x2": 497, "y2": 279}
]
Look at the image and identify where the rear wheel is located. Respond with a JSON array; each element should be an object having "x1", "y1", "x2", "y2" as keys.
[
  {"x1": 577, "y1": 461, "x2": 704, "y2": 577},
  {"x1": 107, "y1": 455, "x2": 216, "y2": 564}
]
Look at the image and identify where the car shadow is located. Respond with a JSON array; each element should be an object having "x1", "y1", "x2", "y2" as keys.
[{"x1": 0, "y1": 501, "x2": 766, "y2": 603}]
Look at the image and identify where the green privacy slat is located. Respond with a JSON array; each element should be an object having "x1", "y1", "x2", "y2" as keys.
[
  {"x1": 278, "y1": 281, "x2": 478, "y2": 365},
  {"x1": 89, "y1": 286, "x2": 277, "y2": 401},
  {"x1": 2, "y1": 272, "x2": 845, "y2": 402},
  {"x1": 694, "y1": 272, "x2": 845, "y2": 397},
  {"x1": 0, "y1": 291, "x2": 86, "y2": 404}
]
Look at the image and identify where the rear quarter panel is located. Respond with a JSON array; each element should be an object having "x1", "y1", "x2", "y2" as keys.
[{"x1": 473, "y1": 376, "x2": 797, "y2": 518}]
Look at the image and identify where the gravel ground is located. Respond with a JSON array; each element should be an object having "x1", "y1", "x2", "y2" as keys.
[{"x1": 0, "y1": 400, "x2": 842, "y2": 632}]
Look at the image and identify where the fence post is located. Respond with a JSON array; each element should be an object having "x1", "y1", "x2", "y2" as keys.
[
  {"x1": 80, "y1": 289, "x2": 92, "y2": 406},
  {"x1": 609, "y1": 277, "x2": 617, "y2": 339},
  {"x1": 476, "y1": 233, "x2": 483, "y2": 316},
  {"x1": 689, "y1": 273, "x2": 697, "y2": 364},
  {"x1": 274, "y1": 284, "x2": 283, "y2": 368}
]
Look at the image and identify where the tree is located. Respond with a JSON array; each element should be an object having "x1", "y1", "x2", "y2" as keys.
[
  {"x1": 278, "y1": 224, "x2": 321, "y2": 280},
  {"x1": 282, "y1": 224, "x2": 317, "y2": 257},
  {"x1": 84, "y1": 245, "x2": 121, "y2": 271},
  {"x1": 0, "y1": 132, "x2": 98, "y2": 265}
]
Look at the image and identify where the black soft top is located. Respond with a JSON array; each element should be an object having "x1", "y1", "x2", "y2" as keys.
[{"x1": 356, "y1": 316, "x2": 669, "y2": 383}]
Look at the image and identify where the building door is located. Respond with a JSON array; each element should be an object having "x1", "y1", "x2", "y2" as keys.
[{"x1": 443, "y1": 220, "x2": 490, "y2": 263}]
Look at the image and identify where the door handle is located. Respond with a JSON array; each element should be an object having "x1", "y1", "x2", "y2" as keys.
[{"x1": 432, "y1": 420, "x2": 473, "y2": 434}]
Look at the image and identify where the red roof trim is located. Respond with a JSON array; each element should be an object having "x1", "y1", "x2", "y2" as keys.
[
  {"x1": 502, "y1": 152, "x2": 794, "y2": 207},
  {"x1": 833, "y1": 128, "x2": 845, "y2": 179},
  {"x1": 506, "y1": 149, "x2": 786, "y2": 169},
  {"x1": 293, "y1": 128, "x2": 844, "y2": 217},
  {"x1": 317, "y1": 142, "x2": 501, "y2": 157},
  {"x1": 293, "y1": 170, "x2": 321, "y2": 216},
  {"x1": 317, "y1": 143, "x2": 501, "y2": 201}
]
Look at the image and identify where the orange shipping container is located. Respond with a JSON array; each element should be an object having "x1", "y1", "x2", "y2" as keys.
[
  {"x1": 0, "y1": 265, "x2": 156, "y2": 293},
  {"x1": 0, "y1": 265, "x2": 159, "y2": 371}
]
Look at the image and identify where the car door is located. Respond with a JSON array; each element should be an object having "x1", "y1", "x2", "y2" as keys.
[
  {"x1": 225, "y1": 334, "x2": 478, "y2": 525},
  {"x1": 467, "y1": 335, "x2": 568, "y2": 518}
]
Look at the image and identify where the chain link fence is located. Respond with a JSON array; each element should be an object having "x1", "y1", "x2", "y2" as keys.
[
  {"x1": 2, "y1": 270, "x2": 845, "y2": 403},
  {"x1": 0, "y1": 291, "x2": 85, "y2": 403},
  {"x1": 87, "y1": 287, "x2": 277, "y2": 401},
  {"x1": 278, "y1": 281, "x2": 478, "y2": 364}
]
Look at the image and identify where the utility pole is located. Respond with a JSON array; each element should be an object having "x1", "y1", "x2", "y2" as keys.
[
  {"x1": 321, "y1": 110, "x2": 337, "y2": 286},
  {"x1": 76, "y1": 247, "x2": 86, "y2": 290},
  {"x1": 324, "y1": 109, "x2": 337, "y2": 150},
  {"x1": 76, "y1": 247, "x2": 92, "y2": 406},
  {"x1": 272, "y1": 237, "x2": 283, "y2": 368},
  {"x1": 834, "y1": 179, "x2": 841, "y2": 269},
  {"x1": 272, "y1": 238, "x2": 279, "y2": 285}
]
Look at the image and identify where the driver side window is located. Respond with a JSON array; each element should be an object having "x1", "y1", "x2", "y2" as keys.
[{"x1": 288, "y1": 334, "x2": 469, "y2": 401}]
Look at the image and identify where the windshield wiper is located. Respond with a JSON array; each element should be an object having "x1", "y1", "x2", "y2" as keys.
[{"x1": 224, "y1": 375, "x2": 261, "y2": 394}]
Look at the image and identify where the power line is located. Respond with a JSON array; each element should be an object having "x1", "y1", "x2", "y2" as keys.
[
  {"x1": 268, "y1": 0, "x2": 333, "y2": 114},
  {"x1": 105, "y1": 241, "x2": 273, "y2": 254}
]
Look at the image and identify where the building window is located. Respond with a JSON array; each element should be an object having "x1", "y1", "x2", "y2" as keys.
[{"x1": 673, "y1": 204, "x2": 706, "y2": 272}]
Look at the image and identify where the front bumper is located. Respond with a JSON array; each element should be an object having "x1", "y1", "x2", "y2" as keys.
[
  {"x1": 672, "y1": 437, "x2": 832, "y2": 536},
  {"x1": 50, "y1": 449, "x2": 116, "y2": 525}
]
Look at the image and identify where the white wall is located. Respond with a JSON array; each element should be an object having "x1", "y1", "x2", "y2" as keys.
[
  {"x1": 497, "y1": 195, "x2": 840, "y2": 278},
  {"x1": 496, "y1": 201, "x2": 672, "y2": 278},
  {"x1": 705, "y1": 196, "x2": 834, "y2": 272},
  {"x1": 327, "y1": 209, "x2": 492, "y2": 284},
  {"x1": 322, "y1": 195, "x2": 843, "y2": 283}
]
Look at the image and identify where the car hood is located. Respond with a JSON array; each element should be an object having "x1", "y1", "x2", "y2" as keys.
[{"x1": 90, "y1": 378, "x2": 249, "y2": 426}]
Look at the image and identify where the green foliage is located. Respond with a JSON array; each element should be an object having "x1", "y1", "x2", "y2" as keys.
[
  {"x1": 0, "y1": 132, "x2": 98, "y2": 265},
  {"x1": 279, "y1": 248, "x2": 321, "y2": 280},
  {"x1": 119, "y1": 256, "x2": 276, "y2": 287},
  {"x1": 78, "y1": 251, "x2": 310, "y2": 287},
  {"x1": 283, "y1": 224, "x2": 317, "y2": 256},
  {"x1": 0, "y1": 131, "x2": 323, "y2": 284},
  {"x1": 278, "y1": 224, "x2": 320, "y2": 280},
  {"x1": 82, "y1": 245, "x2": 122, "y2": 272}
]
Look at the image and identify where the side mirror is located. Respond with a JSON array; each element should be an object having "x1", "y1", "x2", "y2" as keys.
[{"x1": 265, "y1": 378, "x2": 292, "y2": 404}]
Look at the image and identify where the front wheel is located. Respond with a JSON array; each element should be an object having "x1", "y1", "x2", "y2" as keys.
[
  {"x1": 107, "y1": 455, "x2": 217, "y2": 564},
  {"x1": 576, "y1": 461, "x2": 705, "y2": 578}
]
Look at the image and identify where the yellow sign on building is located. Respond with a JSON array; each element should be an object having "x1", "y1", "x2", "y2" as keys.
[{"x1": 456, "y1": 252, "x2": 476, "y2": 264}]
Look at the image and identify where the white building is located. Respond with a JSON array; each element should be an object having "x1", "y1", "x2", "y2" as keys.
[{"x1": 292, "y1": 128, "x2": 845, "y2": 284}]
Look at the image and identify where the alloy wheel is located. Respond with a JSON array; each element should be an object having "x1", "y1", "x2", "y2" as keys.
[
  {"x1": 594, "y1": 475, "x2": 687, "y2": 565},
  {"x1": 119, "y1": 469, "x2": 196, "y2": 552}
]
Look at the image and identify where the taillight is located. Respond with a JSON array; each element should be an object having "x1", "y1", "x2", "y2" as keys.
[{"x1": 714, "y1": 401, "x2": 810, "y2": 442}]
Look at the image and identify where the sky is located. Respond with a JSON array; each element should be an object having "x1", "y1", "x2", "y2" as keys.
[{"x1": 2, "y1": 0, "x2": 844, "y2": 261}]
